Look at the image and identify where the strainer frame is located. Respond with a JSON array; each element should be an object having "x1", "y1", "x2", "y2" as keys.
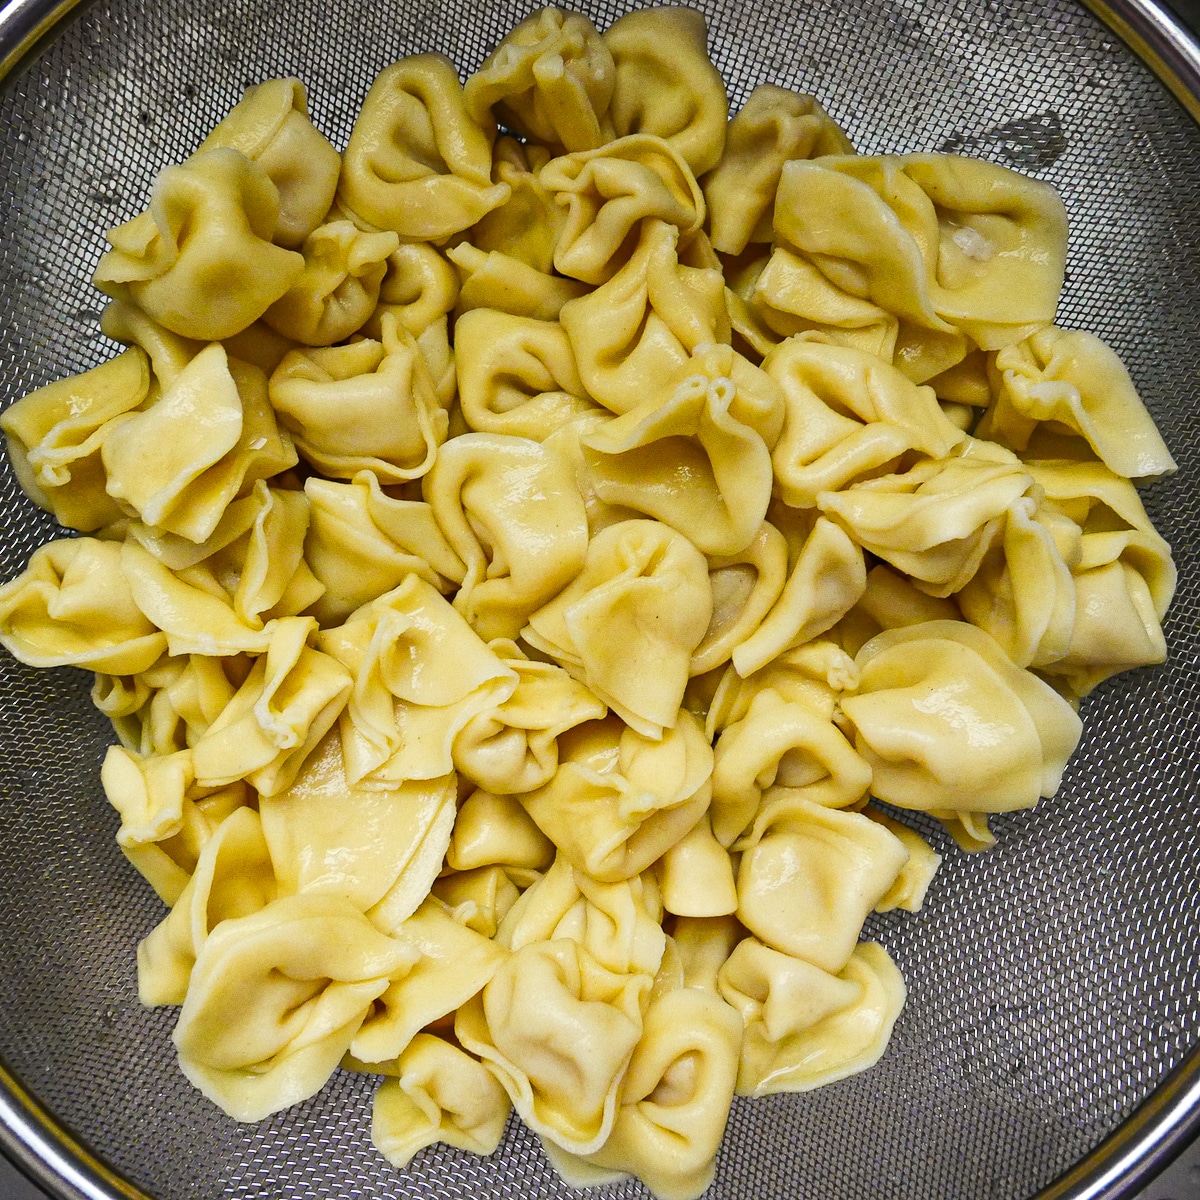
[{"x1": 0, "y1": 0, "x2": 1197, "y2": 1198}]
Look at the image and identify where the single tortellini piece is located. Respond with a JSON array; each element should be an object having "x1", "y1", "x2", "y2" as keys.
[
  {"x1": 101, "y1": 343, "x2": 296, "y2": 544},
  {"x1": 317, "y1": 574, "x2": 517, "y2": 785},
  {"x1": 735, "y1": 247, "x2": 905, "y2": 364},
  {"x1": 541, "y1": 134, "x2": 705, "y2": 284},
  {"x1": 452, "y1": 640, "x2": 608, "y2": 796},
  {"x1": 558, "y1": 218, "x2": 728, "y2": 416},
  {"x1": 94, "y1": 148, "x2": 305, "y2": 341},
  {"x1": 775, "y1": 154, "x2": 1068, "y2": 359},
  {"x1": 372, "y1": 1034, "x2": 511, "y2": 1168},
  {"x1": 604, "y1": 7, "x2": 728, "y2": 178},
  {"x1": 454, "y1": 308, "x2": 602, "y2": 440},
  {"x1": 339, "y1": 53, "x2": 510, "y2": 241},
  {"x1": 0, "y1": 537, "x2": 166, "y2": 673},
  {"x1": 101, "y1": 744, "x2": 197, "y2": 851},
  {"x1": 520, "y1": 711, "x2": 713, "y2": 883},
  {"x1": 423, "y1": 433, "x2": 588, "y2": 641},
  {"x1": 523, "y1": 519, "x2": 712, "y2": 739},
  {"x1": 352, "y1": 897, "x2": 510, "y2": 1064},
  {"x1": 302, "y1": 470, "x2": 465, "y2": 626},
  {"x1": 542, "y1": 985, "x2": 743, "y2": 1200},
  {"x1": 1025, "y1": 460, "x2": 1176, "y2": 695},
  {"x1": 705, "y1": 638, "x2": 860, "y2": 740},
  {"x1": 580, "y1": 342, "x2": 781, "y2": 557},
  {"x1": 816, "y1": 443, "x2": 1036, "y2": 597},
  {"x1": 977, "y1": 326, "x2": 1177, "y2": 481},
  {"x1": 362, "y1": 242, "x2": 460, "y2": 339},
  {"x1": 464, "y1": 8, "x2": 615, "y2": 153},
  {"x1": 258, "y1": 731, "x2": 457, "y2": 925},
  {"x1": 189, "y1": 616, "x2": 353, "y2": 797},
  {"x1": 467, "y1": 137, "x2": 565, "y2": 274},
  {"x1": 711, "y1": 688, "x2": 873, "y2": 847},
  {"x1": 137, "y1": 806, "x2": 276, "y2": 1007},
  {"x1": 496, "y1": 853, "x2": 667, "y2": 979},
  {"x1": 735, "y1": 797, "x2": 909, "y2": 972},
  {"x1": 703, "y1": 85, "x2": 853, "y2": 256},
  {"x1": 448, "y1": 240, "x2": 589, "y2": 322},
  {"x1": 764, "y1": 338, "x2": 967, "y2": 508},
  {"x1": 261, "y1": 220, "x2": 399, "y2": 346},
  {"x1": 955, "y1": 492, "x2": 1078, "y2": 669},
  {"x1": 447, "y1": 786, "x2": 557, "y2": 872},
  {"x1": 172, "y1": 892, "x2": 416, "y2": 1121},
  {"x1": 117, "y1": 540, "x2": 277, "y2": 657},
  {"x1": 729, "y1": 504, "x2": 867, "y2": 677},
  {"x1": 690, "y1": 521, "x2": 790, "y2": 676},
  {"x1": 840, "y1": 620, "x2": 1083, "y2": 815},
  {"x1": 268, "y1": 314, "x2": 447, "y2": 483},
  {"x1": 717, "y1": 938, "x2": 906, "y2": 1097},
  {"x1": 454, "y1": 938, "x2": 650, "y2": 1154},
  {"x1": 196, "y1": 77, "x2": 341, "y2": 248},
  {"x1": 1, "y1": 348, "x2": 150, "y2": 531}
]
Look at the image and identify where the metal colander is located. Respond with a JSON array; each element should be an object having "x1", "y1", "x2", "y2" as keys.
[{"x1": 0, "y1": 1, "x2": 1198, "y2": 1198}]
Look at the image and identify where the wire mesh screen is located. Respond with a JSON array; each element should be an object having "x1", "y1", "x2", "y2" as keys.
[{"x1": 0, "y1": 0, "x2": 1197, "y2": 1197}]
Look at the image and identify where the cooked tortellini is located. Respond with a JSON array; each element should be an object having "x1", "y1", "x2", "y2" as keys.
[
  {"x1": 339, "y1": 54, "x2": 510, "y2": 241},
  {"x1": 603, "y1": 7, "x2": 728, "y2": 177},
  {"x1": 704, "y1": 84, "x2": 853, "y2": 256},
  {"x1": 0, "y1": 7, "x2": 1178, "y2": 1197},
  {"x1": 464, "y1": 7, "x2": 615, "y2": 153},
  {"x1": 524, "y1": 519, "x2": 712, "y2": 738},
  {"x1": 94, "y1": 149, "x2": 306, "y2": 341}
]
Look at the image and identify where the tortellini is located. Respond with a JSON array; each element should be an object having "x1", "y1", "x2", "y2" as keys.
[
  {"x1": 704, "y1": 85, "x2": 854, "y2": 256},
  {"x1": 774, "y1": 153, "x2": 1068, "y2": 379},
  {"x1": 172, "y1": 892, "x2": 415, "y2": 1121},
  {"x1": 269, "y1": 315, "x2": 447, "y2": 482},
  {"x1": 94, "y1": 149, "x2": 305, "y2": 341},
  {"x1": 603, "y1": 7, "x2": 728, "y2": 177},
  {"x1": 423, "y1": 433, "x2": 589, "y2": 640},
  {"x1": 559, "y1": 218, "x2": 729, "y2": 415},
  {"x1": 196, "y1": 77, "x2": 341, "y2": 249},
  {"x1": 520, "y1": 712, "x2": 713, "y2": 882},
  {"x1": 718, "y1": 938, "x2": 906, "y2": 1097},
  {"x1": 0, "y1": 348, "x2": 150, "y2": 531},
  {"x1": 580, "y1": 343, "x2": 782, "y2": 556},
  {"x1": 542, "y1": 134, "x2": 705, "y2": 284},
  {"x1": 454, "y1": 308, "x2": 601, "y2": 439},
  {"x1": 524, "y1": 519, "x2": 712, "y2": 738},
  {"x1": 977, "y1": 326, "x2": 1177, "y2": 481},
  {"x1": 841, "y1": 620, "x2": 1083, "y2": 815},
  {"x1": 339, "y1": 54, "x2": 510, "y2": 240},
  {"x1": 464, "y1": 8, "x2": 615, "y2": 153},
  {"x1": 0, "y1": 6, "x2": 1180, "y2": 1197},
  {"x1": 372, "y1": 1034, "x2": 511, "y2": 1167},
  {"x1": 262, "y1": 220, "x2": 400, "y2": 346}
]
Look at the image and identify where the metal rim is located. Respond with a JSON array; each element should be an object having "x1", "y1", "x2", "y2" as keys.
[{"x1": 0, "y1": 0, "x2": 1197, "y2": 1198}]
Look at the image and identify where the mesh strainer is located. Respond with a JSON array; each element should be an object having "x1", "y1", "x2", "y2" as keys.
[{"x1": 0, "y1": 1, "x2": 1198, "y2": 1198}]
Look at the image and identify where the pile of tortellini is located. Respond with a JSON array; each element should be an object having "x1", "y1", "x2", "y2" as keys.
[{"x1": 0, "y1": 5, "x2": 1179, "y2": 1198}]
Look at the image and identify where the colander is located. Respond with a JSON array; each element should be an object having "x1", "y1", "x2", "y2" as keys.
[{"x1": 0, "y1": 0, "x2": 1198, "y2": 1198}]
